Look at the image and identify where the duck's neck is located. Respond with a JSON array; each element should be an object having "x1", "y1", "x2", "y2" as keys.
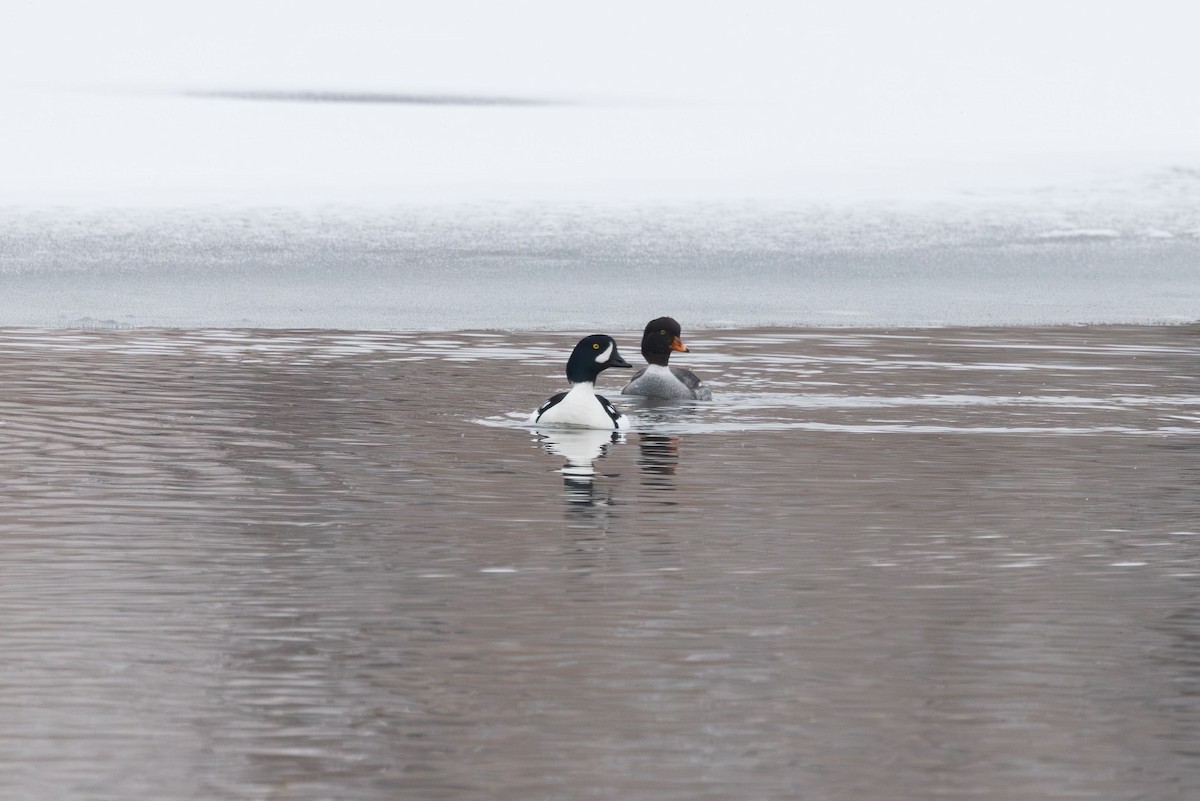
[
  {"x1": 643, "y1": 348, "x2": 671, "y2": 367},
  {"x1": 566, "y1": 360, "x2": 602, "y2": 382}
]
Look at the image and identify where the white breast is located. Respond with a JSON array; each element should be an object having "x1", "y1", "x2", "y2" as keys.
[{"x1": 534, "y1": 383, "x2": 628, "y2": 430}]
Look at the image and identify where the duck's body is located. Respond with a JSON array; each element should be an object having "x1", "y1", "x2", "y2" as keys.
[
  {"x1": 622, "y1": 317, "x2": 712, "y2": 401},
  {"x1": 532, "y1": 383, "x2": 628, "y2": 429},
  {"x1": 531, "y1": 335, "x2": 632, "y2": 429},
  {"x1": 623, "y1": 363, "x2": 711, "y2": 401}
]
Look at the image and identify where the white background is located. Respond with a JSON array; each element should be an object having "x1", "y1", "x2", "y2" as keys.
[{"x1": 3, "y1": 0, "x2": 1198, "y2": 205}]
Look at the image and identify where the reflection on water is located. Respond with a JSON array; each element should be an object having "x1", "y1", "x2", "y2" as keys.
[
  {"x1": 534, "y1": 428, "x2": 621, "y2": 480},
  {"x1": 637, "y1": 433, "x2": 680, "y2": 496},
  {"x1": 534, "y1": 428, "x2": 623, "y2": 513},
  {"x1": 534, "y1": 430, "x2": 685, "y2": 525},
  {"x1": 1, "y1": 326, "x2": 1200, "y2": 800}
]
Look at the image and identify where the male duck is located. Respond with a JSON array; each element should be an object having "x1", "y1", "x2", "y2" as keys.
[
  {"x1": 530, "y1": 334, "x2": 632, "y2": 429},
  {"x1": 622, "y1": 317, "x2": 712, "y2": 400}
]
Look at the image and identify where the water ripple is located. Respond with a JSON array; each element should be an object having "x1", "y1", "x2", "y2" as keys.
[{"x1": 2, "y1": 325, "x2": 1200, "y2": 801}]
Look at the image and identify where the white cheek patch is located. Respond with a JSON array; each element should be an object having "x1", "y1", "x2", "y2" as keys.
[{"x1": 594, "y1": 342, "x2": 613, "y2": 364}]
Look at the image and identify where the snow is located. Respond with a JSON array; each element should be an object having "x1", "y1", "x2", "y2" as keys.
[
  {"x1": 3, "y1": 1, "x2": 1199, "y2": 207},
  {"x1": 1, "y1": 2, "x2": 1198, "y2": 328}
]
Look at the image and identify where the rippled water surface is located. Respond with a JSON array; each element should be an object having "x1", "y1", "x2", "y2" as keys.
[{"x1": 2, "y1": 325, "x2": 1200, "y2": 801}]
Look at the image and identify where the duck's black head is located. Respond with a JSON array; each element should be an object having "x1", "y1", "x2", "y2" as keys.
[
  {"x1": 640, "y1": 316, "x2": 689, "y2": 366},
  {"x1": 565, "y1": 334, "x2": 632, "y2": 384}
]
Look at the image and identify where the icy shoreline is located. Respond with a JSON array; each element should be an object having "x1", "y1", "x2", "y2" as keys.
[{"x1": 2, "y1": 201, "x2": 1198, "y2": 330}]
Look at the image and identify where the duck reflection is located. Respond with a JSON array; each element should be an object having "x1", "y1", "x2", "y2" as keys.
[
  {"x1": 533, "y1": 428, "x2": 625, "y2": 509},
  {"x1": 637, "y1": 433, "x2": 680, "y2": 498}
]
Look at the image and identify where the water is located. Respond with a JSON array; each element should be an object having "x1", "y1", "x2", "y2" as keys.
[{"x1": 2, "y1": 324, "x2": 1199, "y2": 800}]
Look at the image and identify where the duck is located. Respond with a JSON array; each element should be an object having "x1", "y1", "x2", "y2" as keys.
[
  {"x1": 621, "y1": 317, "x2": 713, "y2": 400},
  {"x1": 530, "y1": 334, "x2": 632, "y2": 429}
]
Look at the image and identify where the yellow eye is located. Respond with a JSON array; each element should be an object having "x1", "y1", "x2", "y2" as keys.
[
  {"x1": 659, "y1": 329, "x2": 666, "y2": 335},
  {"x1": 592, "y1": 343, "x2": 600, "y2": 349}
]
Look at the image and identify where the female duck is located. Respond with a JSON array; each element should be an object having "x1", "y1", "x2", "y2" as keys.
[
  {"x1": 622, "y1": 317, "x2": 712, "y2": 400},
  {"x1": 531, "y1": 334, "x2": 632, "y2": 429}
]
